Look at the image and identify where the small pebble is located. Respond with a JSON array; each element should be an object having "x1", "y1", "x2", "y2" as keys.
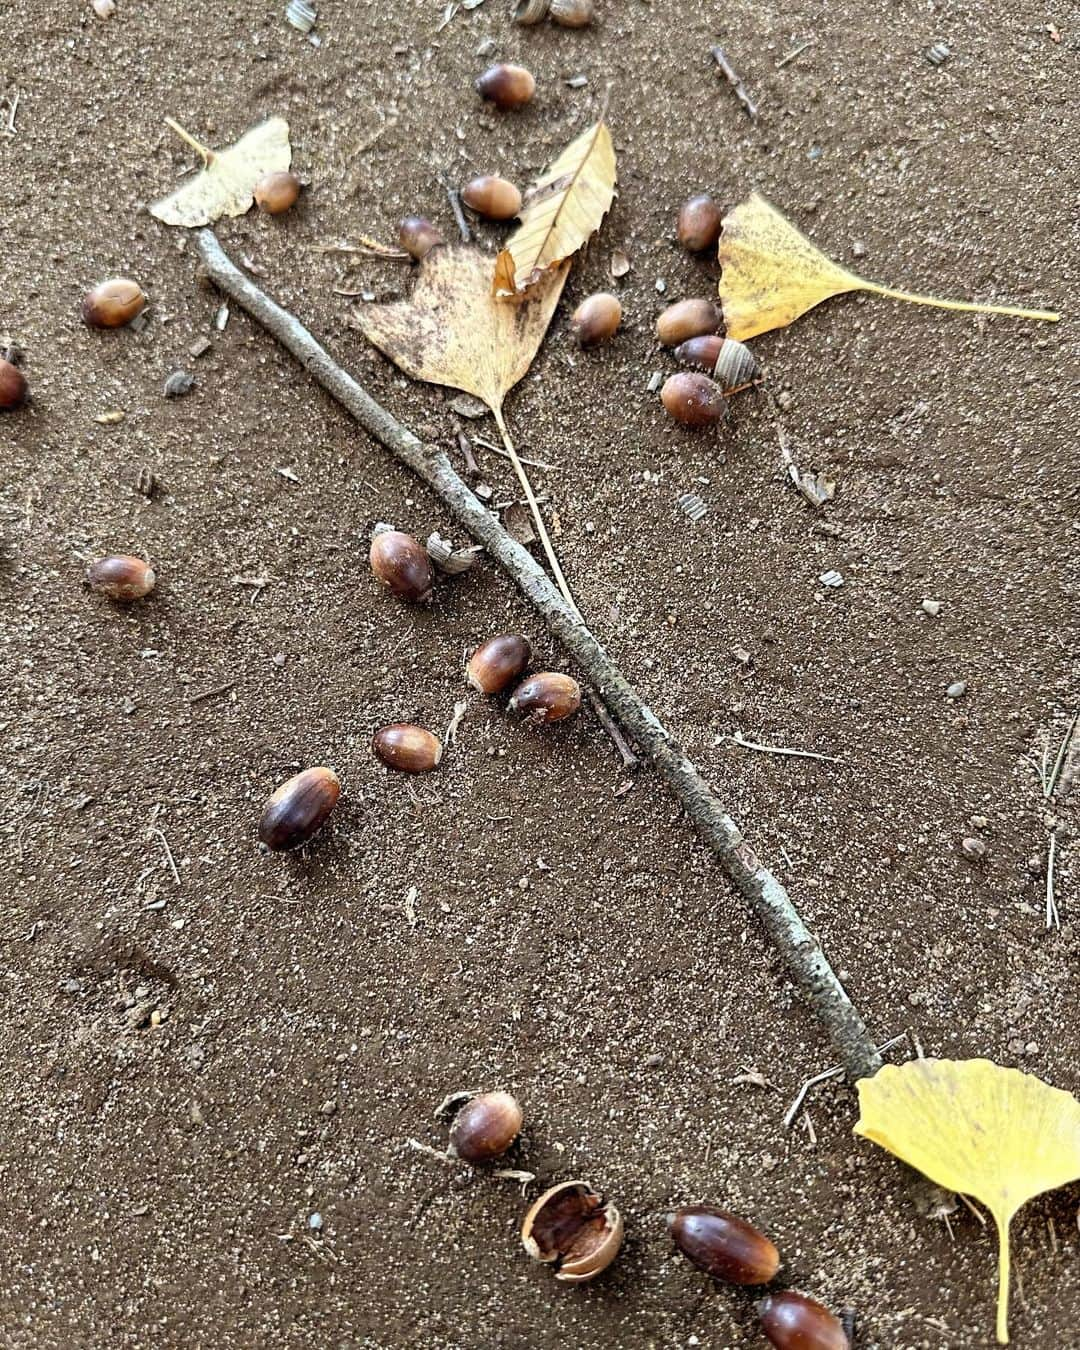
[
  {"x1": 961, "y1": 836, "x2": 987, "y2": 861},
  {"x1": 946, "y1": 680, "x2": 967, "y2": 700},
  {"x1": 969, "y1": 814, "x2": 989, "y2": 829},
  {"x1": 188, "y1": 336, "x2": 213, "y2": 359},
  {"x1": 308, "y1": 1212, "x2": 323, "y2": 1231},
  {"x1": 1027, "y1": 854, "x2": 1043, "y2": 875},
  {"x1": 646, "y1": 371, "x2": 663, "y2": 393},
  {"x1": 776, "y1": 389, "x2": 794, "y2": 412},
  {"x1": 921, "y1": 598, "x2": 942, "y2": 617},
  {"x1": 819, "y1": 569, "x2": 844, "y2": 589},
  {"x1": 852, "y1": 240, "x2": 867, "y2": 258},
  {"x1": 164, "y1": 370, "x2": 196, "y2": 399}
]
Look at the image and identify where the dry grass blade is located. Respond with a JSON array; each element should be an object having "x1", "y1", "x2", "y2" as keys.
[
  {"x1": 493, "y1": 119, "x2": 616, "y2": 297},
  {"x1": 151, "y1": 117, "x2": 292, "y2": 227}
]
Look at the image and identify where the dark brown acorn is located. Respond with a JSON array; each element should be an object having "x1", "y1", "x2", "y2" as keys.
[
  {"x1": 673, "y1": 335, "x2": 726, "y2": 372},
  {"x1": 522, "y1": 1181, "x2": 623, "y2": 1283},
  {"x1": 398, "y1": 215, "x2": 444, "y2": 260},
  {"x1": 258, "y1": 767, "x2": 341, "y2": 852},
  {"x1": 81, "y1": 278, "x2": 147, "y2": 328},
  {"x1": 655, "y1": 298, "x2": 722, "y2": 347},
  {"x1": 509, "y1": 671, "x2": 581, "y2": 723},
  {"x1": 570, "y1": 293, "x2": 622, "y2": 346},
  {"x1": 677, "y1": 193, "x2": 724, "y2": 252},
  {"x1": 448, "y1": 1091, "x2": 523, "y2": 1162},
  {"x1": 466, "y1": 634, "x2": 532, "y2": 695},
  {"x1": 254, "y1": 170, "x2": 302, "y2": 214},
  {"x1": 667, "y1": 1205, "x2": 780, "y2": 1284},
  {"x1": 369, "y1": 529, "x2": 434, "y2": 603},
  {"x1": 372, "y1": 724, "x2": 443, "y2": 773},
  {"x1": 0, "y1": 358, "x2": 28, "y2": 411},
  {"x1": 475, "y1": 62, "x2": 536, "y2": 110},
  {"x1": 85, "y1": 554, "x2": 156, "y2": 601},
  {"x1": 758, "y1": 1291, "x2": 850, "y2": 1350},
  {"x1": 660, "y1": 372, "x2": 727, "y2": 428},
  {"x1": 461, "y1": 175, "x2": 522, "y2": 221}
]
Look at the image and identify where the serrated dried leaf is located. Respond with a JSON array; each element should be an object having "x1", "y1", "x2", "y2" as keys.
[
  {"x1": 718, "y1": 192, "x2": 1059, "y2": 341},
  {"x1": 151, "y1": 117, "x2": 292, "y2": 227},
  {"x1": 493, "y1": 119, "x2": 616, "y2": 297}
]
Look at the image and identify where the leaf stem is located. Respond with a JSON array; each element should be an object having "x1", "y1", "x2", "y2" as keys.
[
  {"x1": 163, "y1": 117, "x2": 213, "y2": 165},
  {"x1": 861, "y1": 282, "x2": 1058, "y2": 324},
  {"x1": 995, "y1": 1214, "x2": 1012, "y2": 1344}
]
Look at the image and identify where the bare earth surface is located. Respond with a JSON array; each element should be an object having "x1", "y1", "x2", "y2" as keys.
[{"x1": 1, "y1": 0, "x2": 1077, "y2": 1346}]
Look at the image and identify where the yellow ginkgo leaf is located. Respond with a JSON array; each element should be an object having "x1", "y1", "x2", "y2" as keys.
[
  {"x1": 493, "y1": 119, "x2": 616, "y2": 297},
  {"x1": 855, "y1": 1058, "x2": 1080, "y2": 1344},
  {"x1": 718, "y1": 193, "x2": 1059, "y2": 341},
  {"x1": 150, "y1": 117, "x2": 292, "y2": 227}
]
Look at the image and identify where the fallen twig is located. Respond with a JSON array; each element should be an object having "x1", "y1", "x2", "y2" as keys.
[
  {"x1": 1046, "y1": 832, "x2": 1060, "y2": 931},
  {"x1": 193, "y1": 229, "x2": 882, "y2": 1082},
  {"x1": 776, "y1": 39, "x2": 816, "y2": 69},
  {"x1": 784, "y1": 1033, "x2": 907, "y2": 1128},
  {"x1": 731, "y1": 732, "x2": 844, "y2": 765},
  {"x1": 710, "y1": 46, "x2": 759, "y2": 121}
]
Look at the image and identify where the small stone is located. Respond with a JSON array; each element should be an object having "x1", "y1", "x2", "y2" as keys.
[
  {"x1": 643, "y1": 1053, "x2": 664, "y2": 1069},
  {"x1": 961, "y1": 836, "x2": 987, "y2": 862},
  {"x1": 163, "y1": 370, "x2": 196, "y2": 399},
  {"x1": 308, "y1": 1212, "x2": 323, "y2": 1231},
  {"x1": 646, "y1": 370, "x2": 663, "y2": 393},
  {"x1": 819, "y1": 569, "x2": 844, "y2": 589},
  {"x1": 320, "y1": 1100, "x2": 337, "y2": 1117},
  {"x1": 188, "y1": 336, "x2": 213, "y2": 359},
  {"x1": 272, "y1": 652, "x2": 286, "y2": 667},
  {"x1": 969, "y1": 815, "x2": 989, "y2": 829},
  {"x1": 135, "y1": 465, "x2": 156, "y2": 498},
  {"x1": 775, "y1": 389, "x2": 794, "y2": 412},
  {"x1": 946, "y1": 680, "x2": 967, "y2": 700},
  {"x1": 1027, "y1": 855, "x2": 1043, "y2": 875},
  {"x1": 92, "y1": 0, "x2": 116, "y2": 16},
  {"x1": 730, "y1": 646, "x2": 752, "y2": 666},
  {"x1": 654, "y1": 277, "x2": 666, "y2": 293},
  {"x1": 921, "y1": 598, "x2": 942, "y2": 617},
  {"x1": 852, "y1": 240, "x2": 867, "y2": 258}
]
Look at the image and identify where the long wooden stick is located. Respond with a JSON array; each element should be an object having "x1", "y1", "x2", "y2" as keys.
[{"x1": 194, "y1": 229, "x2": 881, "y2": 1082}]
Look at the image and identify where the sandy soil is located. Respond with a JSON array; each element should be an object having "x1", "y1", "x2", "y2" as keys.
[{"x1": 1, "y1": 0, "x2": 1077, "y2": 1346}]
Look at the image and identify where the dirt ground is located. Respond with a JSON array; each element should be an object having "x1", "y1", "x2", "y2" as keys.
[{"x1": 1, "y1": 0, "x2": 1077, "y2": 1346}]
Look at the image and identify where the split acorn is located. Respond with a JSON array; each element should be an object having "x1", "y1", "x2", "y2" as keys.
[
  {"x1": 521, "y1": 1181, "x2": 623, "y2": 1283},
  {"x1": 258, "y1": 767, "x2": 341, "y2": 852}
]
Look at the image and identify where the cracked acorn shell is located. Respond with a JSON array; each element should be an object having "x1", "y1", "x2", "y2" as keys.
[
  {"x1": 448, "y1": 1091, "x2": 523, "y2": 1163},
  {"x1": 550, "y1": 0, "x2": 594, "y2": 26},
  {"x1": 521, "y1": 1181, "x2": 623, "y2": 1283},
  {"x1": 258, "y1": 767, "x2": 341, "y2": 852}
]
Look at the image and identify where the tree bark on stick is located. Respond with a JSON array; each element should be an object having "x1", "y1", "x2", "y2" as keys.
[{"x1": 194, "y1": 229, "x2": 882, "y2": 1083}]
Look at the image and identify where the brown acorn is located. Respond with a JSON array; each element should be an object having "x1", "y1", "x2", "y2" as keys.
[
  {"x1": 475, "y1": 62, "x2": 536, "y2": 110},
  {"x1": 461, "y1": 175, "x2": 522, "y2": 221},
  {"x1": 254, "y1": 170, "x2": 302, "y2": 215},
  {"x1": 372, "y1": 724, "x2": 443, "y2": 773},
  {"x1": 677, "y1": 193, "x2": 724, "y2": 252},
  {"x1": 673, "y1": 335, "x2": 726, "y2": 372},
  {"x1": 81, "y1": 278, "x2": 147, "y2": 329},
  {"x1": 369, "y1": 529, "x2": 434, "y2": 604},
  {"x1": 656, "y1": 298, "x2": 722, "y2": 347},
  {"x1": 509, "y1": 672, "x2": 582, "y2": 723},
  {"x1": 0, "y1": 358, "x2": 28, "y2": 411},
  {"x1": 550, "y1": 0, "x2": 593, "y2": 26},
  {"x1": 570, "y1": 293, "x2": 622, "y2": 346},
  {"x1": 398, "y1": 216, "x2": 444, "y2": 261},
  {"x1": 258, "y1": 766, "x2": 341, "y2": 852},
  {"x1": 85, "y1": 554, "x2": 156, "y2": 602},
  {"x1": 667, "y1": 1205, "x2": 780, "y2": 1285},
  {"x1": 758, "y1": 1292, "x2": 850, "y2": 1350},
  {"x1": 660, "y1": 372, "x2": 726, "y2": 428},
  {"x1": 522, "y1": 1181, "x2": 623, "y2": 1283},
  {"x1": 466, "y1": 634, "x2": 532, "y2": 695},
  {"x1": 448, "y1": 1091, "x2": 523, "y2": 1163}
]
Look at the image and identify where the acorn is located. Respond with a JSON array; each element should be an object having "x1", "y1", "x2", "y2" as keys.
[
  {"x1": 461, "y1": 175, "x2": 522, "y2": 221},
  {"x1": 85, "y1": 554, "x2": 156, "y2": 602},
  {"x1": 448, "y1": 1091, "x2": 523, "y2": 1163},
  {"x1": 372, "y1": 724, "x2": 443, "y2": 773},
  {"x1": 550, "y1": 0, "x2": 594, "y2": 25},
  {"x1": 509, "y1": 672, "x2": 581, "y2": 723},
  {"x1": 467, "y1": 634, "x2": 532, "y2": 695},
  {"x1": 475, "y1": 62, "x2": 536, "y2": 111},
  {"x1": 81, "y1": 278, "x2": 147, "y2": 329},
  {"x1": 522, "y1": 1181, "x2": 623, "y2": 1283},
  {"x1": 673, "y1": 335, "x2": 726, "y2": 372},
  {"x1": 398, "y1": 215, "x2": 444, "y2": 261},
  {"x1": 0, "y1": 358, "x2": 28, "y2": 411},
  {"x1": 667, "y1": 1205, "x2": 780, "y2": 1285},
  {"x1": 569, "y1": 293, "x2": 622, "y2": 346},
  {"x1": 758, "y1": 1292, "x2": 850, "y2": 1350},
  {"x1": 677, "y1": 193, "x2": 724, "y2": 252},
  {"x1": 369, "y1": 528, "x2": 434, "y2": 604},
  {"x1": 258, "y1": 766, "x2": 341, "y2": 852},
  {"x1": 660, "y1": 372, "x2": 727, "y2": 428},
  {"x1": 254, "y1": 170, "x2": 302, "y2": 215},
  {"x1": 656, "y1": 298, "x2": 722, "y2": 346}
]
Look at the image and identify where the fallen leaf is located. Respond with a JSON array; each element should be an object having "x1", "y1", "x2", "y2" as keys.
[
  {"x1": 493, "y1": 119, "x2": 616, "y2": 297},
  {"x1": 855, "y1": 1058, "x2": 1080, "y2": 1343},
  {"x1": 718, "y1": 192, "x2": 1060, "y2": 341},
  {"x1": 151, "y1": 117, "x2": 292, "y2": 227}
]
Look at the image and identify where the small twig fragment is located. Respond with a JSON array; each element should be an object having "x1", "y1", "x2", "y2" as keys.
[
  {"x1": 730, "y1": 732, "x2": 844, "y2": 765},
  {"x1": 443, "y1": 178, "x2": 472, "y2": 243},
  {"x1": 710, "y1": 45, "x2": 759, "y2": 120},
  {"x1": 776, "y1": 39, "x2": 815, "y2": 69}
]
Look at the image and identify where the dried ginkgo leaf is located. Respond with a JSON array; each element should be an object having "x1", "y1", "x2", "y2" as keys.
[
  {"x1": 855, "y1": 1058, "x2": 1080, "y2": 1344},
  {"x1": 719, "y1": 193, "x2": 1059, "y2": 341},
  {"x1": 151, "y1": 117, "x2": 292, "y2": 227},
  {"x1": 493, "y1": 119, "x2": 616, "y2": 297}
]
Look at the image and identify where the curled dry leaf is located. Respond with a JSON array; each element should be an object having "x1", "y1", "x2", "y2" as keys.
[
  {"x1": 151, "y1": 118, "x2": 292, "y2": 227},
  {"x1": 493, "y1": 119, "x2": 616, "y2": 297},
  {"x1": 855, "y1": 1058, "x2": 1080, "y2": 1344},
  {"x1": 718, "y1": 192, "x2": 1060, "y2": 341}
]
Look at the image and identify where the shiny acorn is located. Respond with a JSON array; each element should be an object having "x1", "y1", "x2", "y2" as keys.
[
  {"x1": 461, "y1": 175, "x2": 522, "y2": 221},
  {"x1": 570, "y1": 293, "x2": 622, "y2": 346},
  {"x1": 661, "y1": 372, "x2": 727, "y2": 428},
  {"x1": 677, "y1": 193, "x2": 724, "y2": 253},
  {"x1": 550, "y1": 0, "x2": 594, "y2": 25},
  {"x1": 509, "y1": 672, "x2": 581, "y2": 723},
  {"x1": 0, "y1": 358, "x2": 28, "y2": 411},
  {"x1": 448, "y1": 1091, "x2": 523, "y2": 1163},
  {"x1": 656, "y1": 298, "x2": 722, "y2": 347},
  {"x1": 673, "y1": 335, "x2": 726, "y2": 372},
  {"x1": 522, "y1": 1181, "x2": 623, "y2": 1283},
  {"x1": 759, "y1": 1292, "x2": 850, "y2": 1350},
  {"x1": 372, "y1": 723, "x2": 443, "y2": 773},
  {"x1": 85, "y1": 554, "x2": 156, "y2": 602},
  {"x1": 467, "y1": 634, "x2": 532, "y2": 695},
  {"x1": 370, "y1": 528, "x2": 434, "y2": 604},
  {"x1": 81, "y1": 278, "x2": 147, "y2": 329},
  {"x1": 674, "y1": 335, "x2": 760, "y2": 392},
  {"x1": 667, "y1": 1205, "x2": 780, "y2": 1284},
  {"x1": 399, "y1": 215, "x2": 444, "y2": 261},
  {"x1": 475, "y1": 62, "x2": 536, "y2": 110},
  {"x1": 254, "y1": 170, "x2": 302, "y2": 215},
  {"x1": 258, "y1": 766, "x2": 341, "y2": 852}
]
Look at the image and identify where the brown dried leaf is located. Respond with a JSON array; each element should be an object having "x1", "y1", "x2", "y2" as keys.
[{"x1": 151, "y1": 118, "x2": 292, "y2": 227}]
